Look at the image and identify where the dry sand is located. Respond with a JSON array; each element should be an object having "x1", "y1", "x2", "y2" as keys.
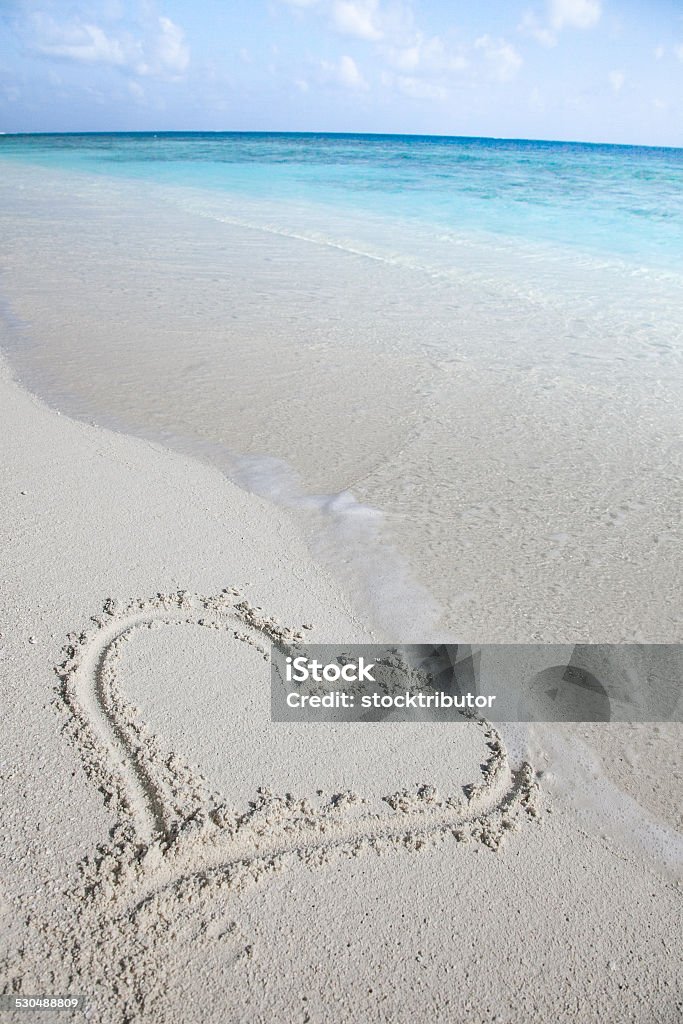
[{"x1": 0, "y1": 356, "x2": 681, "y2": 1023}]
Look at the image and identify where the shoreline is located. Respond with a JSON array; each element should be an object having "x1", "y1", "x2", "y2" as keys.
[{"x1": 1, "y1": 159, "x2": 681, "y2": 644}]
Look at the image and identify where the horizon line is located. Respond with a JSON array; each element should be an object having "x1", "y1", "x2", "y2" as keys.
[{"x1": 0, "y1": 128, "x2": 681, "y2": 152}]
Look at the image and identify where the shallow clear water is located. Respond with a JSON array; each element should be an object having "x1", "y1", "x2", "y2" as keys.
[
  {"x1": 2, "y1": 131, "x2": 683, "y2": 272},
  {"x1": 0, "y1": 134, "x2": 681, "y2": 641}
]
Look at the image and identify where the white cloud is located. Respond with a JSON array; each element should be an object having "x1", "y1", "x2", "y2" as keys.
[
  {"x1": 385, "y1": 35, "x2": 467, "y2": 75},
  {"x1": 549, "y1": 0, "x2": 601, "y2": 31},
  {"x1": 320, "y1": 53, "x2": 368, "y2": 89},
  {"x1": 475, "y1": 35, "x2": 523, "y2": 82},
  {"x1": 159, "y1": 17, "x2": 188, "y2": 72},
  {"x1": 387, "y1": 43, "x2": 420, "y2": 72},
  {"x1": 331, "y1": 0, "x2": 383, "y2": 41},
  {"x1": 518, "y1": 13, "x2": 556, "y2": 47},
  {"x1": 30, "y1": 14, "x2": 126, "y2": 65},
  {"x1": 608, "y1": 69, "x2": 624, "y2": 94},
  {"x1": 653, "y1": 45, "x2": 665, "y2": 61},
  {"x1": 340, "y1": 53, "x2": 366, "y2": 86},
  {"x1": 529, "y1": 85, "x2": 545, "y2": 111},
  {"x1": 520, "y1": 0, "x2": 601, "y2": 47},
  {"x1": 136, "y1": 16, "x2": 189, "y2": 77},
  {"x1": 393, "y1": 74, "x2": 447, "y2": 101},
  {"x1": 374, "y1": 30, "x2": 471, "y2": 108},
  {"x1": 280, "y1": 1, "x2": 520, "y2": 101},
  {"x1": 25, "y1": 9, "x2": 189, "y2": 79},
  {"x1": 278, "y1": 0, "x2": 386, "y2": 41}
]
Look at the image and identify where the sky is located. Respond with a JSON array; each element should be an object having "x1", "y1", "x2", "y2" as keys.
[{"x1": 0, "y1": 1, "x2": 682, "y2": 145}]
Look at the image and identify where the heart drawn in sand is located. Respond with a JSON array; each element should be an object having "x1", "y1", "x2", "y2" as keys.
[{"x1": 55, "y1": 590, "x2": 539, "y2": 905}]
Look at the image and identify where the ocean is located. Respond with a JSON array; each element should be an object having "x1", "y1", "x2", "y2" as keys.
[
  {"x1": 2, "y1": 132, "x2": 683, "y2": 269},
  {"x1": 0, "y1": 132, "x2": 681, "y2": 640}
]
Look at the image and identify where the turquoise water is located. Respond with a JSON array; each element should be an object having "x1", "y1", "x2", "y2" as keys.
[
  {"x1": 2, "y1": 132, "x2": 683, "y2": 274},
  {"x1": 0, "y1": 132, "x2": 681, "y2": 640}
]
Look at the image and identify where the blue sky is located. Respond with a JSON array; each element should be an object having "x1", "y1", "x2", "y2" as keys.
[{"x1": 1, "y1": 1, "x2": 682, "y2": 145}]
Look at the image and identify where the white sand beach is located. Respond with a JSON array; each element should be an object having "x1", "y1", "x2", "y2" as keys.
[{"x1": 1, "y1": 355, "x2": 681, "y2": 1023}]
